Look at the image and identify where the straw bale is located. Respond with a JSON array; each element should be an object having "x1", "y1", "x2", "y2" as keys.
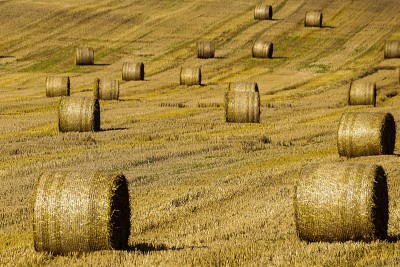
[
  {"x1": 197, "y1": 41, "x2": 215, "y2": 59},
  {"x1": 228, "y1": 82, "x2": 259, "y2": 93},
  {"x1": 180, "y1": 67, "x2": 201, "y2": 86},
  {"x1": 305, "y1": 11, "x2": 323, "y2": 27},
  {"x1": 94, "y1": 78, "x2": 120, "y2": 100},
  {"x1": 348, "y1": 81, "x2": 376, "y2": 106},
  {"x1": 295, "y1": 163, "x2": 388, "y2": 242},
  {"x1": 33, "y1": 172, "x2": 130, "y2": 254},
  {"x1": 337, "y1": 112, "x2": 396, "y2": 158},
  {"x1": 225, "y1": 91, "x2": 260, "y2": 123},
  {"x1": 384, "y1": 40, "x2": 400, "y2": 58},
  {"x1": 46, "y1": 76, "x2": 70, "y2": 97},
  {"x1": 122, "y1": 62, "x2": 144, "y2": 81},
  {"x1": 252, "y1": 41, "x2": 273, "y2": 58},
  {"x1": 75, "y1": 47, "x2": 94, "y2": 65},
  {"x1": 58, "y1": 96, "x2": 100, "y2": 132},
  {"x1": 254, "y1": 4, "x2": 273, "y2": 20}
]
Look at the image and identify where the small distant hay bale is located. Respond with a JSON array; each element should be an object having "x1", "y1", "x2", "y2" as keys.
[
  {"x1": 348, "y1": 81, "x2": 376, "y2": 106},
  {"x1": 58, "y1": 96, "x2": 100, "y2": 132},
  {"x1": 252, "y1": 40, "x2": 273, "y2": 58},
  {"x1": 33, "y1": 171, "x2": 131, "y2": 254},
  {"x1": 122, "y1": 62, "x2": 144, "y2": 81},
  {"x1": 337, "y1": 112, "x2": 396, "y2": 158},
  {"x1": 254, "y1": 4, "x2": 273, "y2": 20},
  {"x1": 46, "y1": 76, "x2": 70, "y2": 97},
  {"x1": 295, "y1": 163, "x2": 388, "y2": 242},
  {"x1": 225, "y1": 82, "x2": 260, "y2": 123},
  {"x1": 384, "y1": 40, "x2": 400, "y2": 59},
  {"x1": 93, "y1": 78, "x2": 120, "y2": 100},
  {"x1": 180, "y1": 67, "x2": 201, "y2": 86},
  {"x1": 304, "y1": 11, "x2": 323, "y2": 27},
  {"x1": 228, "y1": 82, "x2": 259, "y2": 93},
  {"x1": 75, "y1": 47, "x2": 94, "y2": 65},
  {"x1": 197, "y1": 41, "x2": 215, "y2": 59}
]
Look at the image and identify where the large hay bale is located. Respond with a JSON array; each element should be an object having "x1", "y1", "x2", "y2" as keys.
[
  {"x1": 254, "y1": 4, "x2": 273, "y2": 20},
  {"x1": 58, "y1": 96, "x2": 100, "y2": 132},
  {"x1": 46, "y1": 76, "x2": 70, "y2": 97},
  {"x1": 197, "y1": 41, "x2": 215, "y2": 59},
  {"x1": 225, "y1": 82, "x2": 260, "y2": 123},
  {"x1": 75, "y1": 47, "x2": 94, "y2": 65},
  {"x1": 294, "y1": 163, "x2": 388, "y2": 242},
  {"x1": 122, "y1": 62, "x2": 144, "y2": 81},
  {"x1": 337, "y1": 112, "x2": 396, "y2": 158},
  {"x1": 304, "y1": 11, "x2": 323, "y2": 27},
  {"x1": 180, "y1": 67, "x2": 201, "y2": 86},
  {"x1": 93, "y1": 78, "x2": 120, "y2": 100},
  {"x1": 33, "y1": 172, "x2": 131, "y2": 254},
  {"x1": 348, "y1": 81, "x2": 376, "y2": 106},
  {"x1": 252, "y1": 40, "x2": 273, "y2": 58},
  {"x1": 384, "y1": 40, "x2": 400, "y2": 58}
]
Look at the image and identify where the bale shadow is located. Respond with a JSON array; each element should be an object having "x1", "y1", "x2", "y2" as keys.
[
  {"x1": 386, "y1": 235, "x2": 400, "y2": 243},
  {"x1": 127, "y1": 243, "x2": 183, "y2": 253},
  {"x1": 322, "y1": 25, "x2": 335, "y2": 29},
  {"x1": 93, "y1": 63, "x2": 111, "y2": 66},
  {"x1": 214, "y1": 56, "x2": 227, "y2": 59},
  {"x1": 0, "y1": 56, "x2": 15, "y2": 58},
  {"x1": 100, "y1": 127, "x2": 129, "y2": 132}
]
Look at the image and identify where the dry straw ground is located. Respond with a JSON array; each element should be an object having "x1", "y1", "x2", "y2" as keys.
[{"x1": 1, "y1": 0, "x2": 400, "y2": 266}]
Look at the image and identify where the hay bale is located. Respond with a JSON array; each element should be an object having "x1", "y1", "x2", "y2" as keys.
[
  {"x1": 75, "y1": 47, "x2": 94, "y2": 65},
  {"x1": 254, "y1": 4, "x2": 273, "y2": 20},
  {"x1": 337, "y1": 112, "x2": 396, "y2": 158},
  {"x1": 252, "y1": 40, "x2": 273, "y2": 58},
  {"x1": 225, "y1": 84, "x2": 260, "y2": 123},
  {"x1": 122, "y1": 62, "x2": 144, "y2": 81},
  {"x1": 58, "y1": 96, "x2": 100, "y2": 132},
  {"x1": 33, "y1": 172, "x2": 130, "y2": 254},
  {"x1": 197, "y1": 41, "x2": 215, "y2": 59},
  {"x1": 93, "y1": 78, "x2": 120, "y2": 100},
  {"x1": 46, "y1": 76, "x2": 70, "y2": 97},
  {"x1": 384, "y1": 40, "x2": 400, "y2": 58},
  {"x1": 348, "y1": 81, "x2": 376, "y2": 106},
  {"x1": 304, "y1": 11, "x2": 323, "y2": 27},
  {"x1": 180, "y1": 67, "x2": 201, "y2": 86},
  {"x1": 295, "y1": 163, "x2": 388, "y2": 242}
]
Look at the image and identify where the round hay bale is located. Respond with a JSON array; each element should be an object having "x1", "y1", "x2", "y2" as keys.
[
  {"x1": 180, "y1": 67, "x2": 201, "y2": 86},
  {"x1": 304, "y1": 11, "x2": 323, "y2": 27},
  {"x1": 33, "y1": 171, "x2": 131, "y2": 254},
  {"x1": 94, "y1": 78, "x2": 120, "y2": 100},
  {"x1": 337, "y1": 112, "x2": 396, "y2": 158},
  {"x1": 122, "y1": 62, "x2": 144, "y2": 81},
  {"x1": 58, "y1": 96, "x2": 100, "y2": 132},
  {"x1": 46, "y1": 76, "x2": 70, "y2": 97},
  {"x1": 295, "y1": 163, "x2": 388, "y2": 242},
  {"x1": 228, "y1": 82, "x2": 259, "y2": 93},
  {"x1": 75, "y1": 47, "x2": 94, "y2": 65},
  {"x1": 384, "y1": 40, "x2": 400, "y2": 58},
  {"x1": 348, "y1": 81, "x2": 376, "y2": 106},
  {"x1": 252, "y1": 41, "x2": 273, "y2": 58},
  {"x1": 254, "y1": 4, "x2": 273, "y2": 20},
  {"x1": 225, "y1": 90, "x2": 260, "y2": 123},
  {"x1": 197, "y1": 41, "x2": 215, "y2": 59}
]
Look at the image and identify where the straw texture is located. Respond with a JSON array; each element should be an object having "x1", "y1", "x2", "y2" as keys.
[
  {"x1": 305, "y1": 11, "x2": 323, "y2": 27},
  {"x1": 197, "y1": 42, "x2": 215, "y2": 59},
  {"x1": 228, "y1": 82, "x2": 259, "y2": 93},
  {"x1": 252, "y1": 41, "x2": 273, "y2": 58},
  {"x1": 58, "y1": 97, "x2": 100, "y2": 132},
  {"x1": 33, "y1": 172, "x2": 131, "y2": 254},
  {"x1": 180, "y1": 67, "x2": 201, "y2": 86},
  {"x1": 337, "y1": 112, "x2": 396, "y2": 158},
  {"x1": 254, "y1": 4, "x2": 273, "y2": 20},
  {"x1": 384, "y1": 40, "x2": 400, "y2": 58},
  {"x1": 94, "y1": 78, "x2": 120, "y2": 100},
  {"x1": 225, "y1": 83, "x2": 260, "y2": 123},
  {"x1": 75, "y1": 47, "x2": 94, "y2": 65},
  {"x1": 348, "y1": 81, "x2": 376, "y2": 106},
  {"x1": 46, "y1": 76, "x2": 70, "y2": 97},
  {"x1": 122, "y1": 62, "x2": 144, "y2": 81},
  {"x1": 295, "y1": 163, "x2": 388, "y2": 242}
]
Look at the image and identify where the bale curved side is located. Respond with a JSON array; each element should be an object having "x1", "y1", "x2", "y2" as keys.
[
  {"x1": 46, "y1": 76, "x2": 70, "y2": 97},
  {"x1": 122, "y1": 62, "x2": 144, "y2": 81},
  {"x1": 384, "y1": 40, "x2": 400, "y2": 58},
  {"x1": 33, "y1": 172, "x2": 131, "y2": 254},
  {"x1": 225, "y1": 91, "x2": 260, "y2": 123},
  {"x1": 228, "y1": 82, "x2": 259, "y2": 93},
  {"x1": 75, "y1": 47, "x2": 94, "y2": 65},
  {"x1": 58, "y1": 97, "x2": 101, "y2": 132},
  {"x1": 294, "y1": 163, "x2": 388, "y2": 242},
  {"x1": 337, "y1": 112, "x2": 396, "y2": 157},
  {"x1": 94, "y1": 78, "x2": 119, "y2": 100},
  {"x1": 348, "y1": 81, "x2": 376, "y2": 106},
  {"x1": 252, "y1": 41, "x2": 273, "y2": 58},
  {"x1": 254, "y1": 4, "x2": 273, "y2": 20},
  {"x1": 197, "y1": 42, "x2": 215, "y2": 59},
  {"x1": 180, "y1": 67, "x2": 201, "y2": 86},
  {"x1": 305, "y1": 11, "x2": 323, "y2": 27}
]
